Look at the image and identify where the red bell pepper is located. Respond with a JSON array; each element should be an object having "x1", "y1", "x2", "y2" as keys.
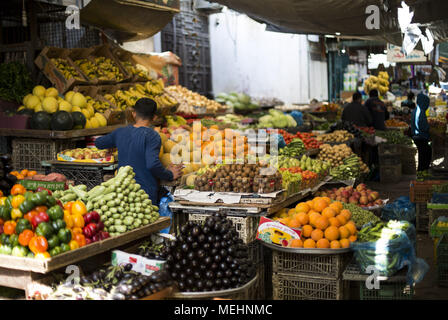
[
  {"x1": 99, "y1": 231, "x2": 110, "y2": 240},
  {"x1": 83, "y1": 223, "x2": 97, "y2": 239},
  {"x1": 85, "y1": 238, "x2": 92, "y2": 245},
  {"x1": 31, "y1": 211, "x2": 50, "y2": 229}
]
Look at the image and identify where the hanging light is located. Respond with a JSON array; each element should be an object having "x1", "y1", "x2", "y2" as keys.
[{"x1": 22, "y1": 0, "x2": 27, "y2": 27}]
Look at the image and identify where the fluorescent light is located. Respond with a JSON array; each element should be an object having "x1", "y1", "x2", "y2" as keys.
[
  {"x1": 341, "y1": 49, "x2": 346, "y2": 54},
  {"x1": 335, "y1": 32, "x2": 341, "y2": 36}
]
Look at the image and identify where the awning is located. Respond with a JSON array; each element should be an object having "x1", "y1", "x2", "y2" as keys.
[{"x1": 211, "y1": 0, "x2": 448, "y2": 46}]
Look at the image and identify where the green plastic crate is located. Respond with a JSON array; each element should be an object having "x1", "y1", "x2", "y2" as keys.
[{"x1": 430, "y1": 219, "x2": 448, "y2": 238}]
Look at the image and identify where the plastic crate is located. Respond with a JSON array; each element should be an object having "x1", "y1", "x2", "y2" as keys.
[
  {"x1": 379, "y1": 164, "x2": 402, "y2": 183},
  {"x1": 410, "y1": 180, "x2": 446, "y2": 203},
  {"x1": 378, "y1": 144, "x2": 401, "y2": 155},
  {"x1": 272, "y1": 273, "x2": 348, "y2": 300},
  {"x1": 247, "y1": 241, "x2": 263, "y2": 265},
  {"x1": 12, "y1": 138, "x2": 76, "y2": 172},
  {"x1": 188, "y1": 213, "x2": 259, "y2": 244},
  {"x1": 272, "y1": 250, "x2": 353, "y2": 279},
  {"x1": 251, "y1": 263, "x2": 265, "y2": 300},
  {"x1": 428, "y1": 207, "x2": 448, "y2": 233},
  {"x1": 359, "y1": 281, "x2": 414, "y2": 300},
  {"x1": 401, "y1": 146, "x2": 417, "y2": 175},
  {"x1": 379, "y1": 154, "x2": 401, "y2": 166},
  {"x1": 437, "y1": 235, "x2": 448, "y2": 263},
  {"x1": 264, "y1": 244, "x2": 273, "y2": 300},
  {"x1": 45, "y1": 165, "x2": 111, "y2": 190}
]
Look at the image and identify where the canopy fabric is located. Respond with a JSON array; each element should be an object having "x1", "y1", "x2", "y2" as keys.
[{"x1": 212, "y1": 0, "x2": 448, "y2": 45}]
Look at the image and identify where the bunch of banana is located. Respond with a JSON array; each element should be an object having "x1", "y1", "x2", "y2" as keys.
[
  {"x1": 144, "y1": 79, "x2": 165, "y2": 96},
  {"x1": 74, "y1": 59, "x2": 101, "y2": 81},
  {"x1": 86, "y1": 95, "x2": 113, "y2": 113},
  {"x1": 122, "y1": 61, "x2": 152, "y2": 81},
  {"x1": 93, "y1": 57, "x2": 125, "y2": 82},
  {"x1": 363, "y1": 72, "x2": 390, "y2": 95},
  {"x1": 51, "y1": 58, "x2": 84, "y2": 81}
]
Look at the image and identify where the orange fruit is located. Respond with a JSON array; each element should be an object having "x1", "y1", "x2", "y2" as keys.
[
  {"x1": 302, "y1": 225, "x2": 313, "y2": 238},
  {"x1": 303, "y1": 239, "x2": 316, "y2": 248},
  {"x1": 296, "y1": 212, "x2": 309, "y2": 225},
  {"x1": 311, "y1": 229, "x2": 324, "y2": 241},
  {"x1": 340, "y1": 209, "x2": 352, "y2": 221},
  {"x1": 288, "y1": 208, "x2": 296, "y2": 216},
  {"x1": 279, "y1": 217, "x2": 291, "y2": 226},
  {"x1": 348, "y1": 235, "x2": 357, "y2": 243},
  {"x1": 295, "y1": 202, "x2": 310, "y2": 213},
  {"x1": 314, "y1": 216, "x2": 329, "y2": 230},
  {"x1": 340, "y1": 238, "x2": 350, "y2": 248},
  {"x1": 339, "y1": 226, "x2": 350, "y2": 239},
  {"x1": 289, "y1": 239, "x2": 303, "y2": 248},
  {"x1": 329, "y1": 201, "x2": 343, "y2": 214},
  {"x1": 316, "y1": 238, "x2": 330, "y2": 249},
  {"x1": 322, "y1": 207, "x2": 337, "y2": 219},
  {"x1": 324, "y1": 226, "x2": 340, "y2": 241},
  {"x1": 313, "y1": 199, "x2": 328, "y2": 213},
  {"x1": 306, "y1": 200, "x2": 314, "y2": 209},
  {"x1": 345, "y1": 223, "x2": 357, "y2": 236},
  {"x1": 322, "y1": 197, "x2": 331, "y2": 205},
  {"x1": 288, "y1": 218, "x2": 301, "y2": 229},
  {"x1": 329, "y1": 217, "x2": 342, "y2": 227},
  {"x1": 308, "y1": 211, "x2": 321, "y2": 226},
  {"x1": 330, "y1": 240, "x2": 341, "y2": 249},
  {"x1": 336, "y1": 214, "x2": 347, "y2": 226}
]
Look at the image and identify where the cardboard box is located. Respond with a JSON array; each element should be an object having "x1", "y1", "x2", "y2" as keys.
[
  {"x1": 68, "y1": 47, "x2": 99, "y2": 86},
  {"x1": 256, "y1": 216, "x2": 302, "y2": 247},
  {"x1": 35, "y1": 47, "x2": 88, "y2": 94},
  {"x1": 111, "y1": 250, "x2": 166, "y2": 276},
  {"x1": 111, "y1": 46, "x2": 155, "y2": 82}
]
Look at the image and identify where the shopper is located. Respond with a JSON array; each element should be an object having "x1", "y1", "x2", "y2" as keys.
[
  {"x1": 364, "y1": 89, "x2": 389, "y2": 130},
  {"x1": 95, "y1": 98, "x2": 183, "y2": 204},
  {"x1": 401, "y1": 92, "x2": 416, "y2": 114},
  {"x1": 341, "y1": 91, "x2": 373, "y2": 127},
  {"x1": 411, "y1": 93, "x2": 432, "y2": 171}
]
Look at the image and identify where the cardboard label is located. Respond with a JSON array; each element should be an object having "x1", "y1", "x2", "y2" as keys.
[
  {"x1": 111, "y1": 250, "x2": 166, "y2": 276},
  {"x1": 256, "y1": 216, "x2": 301, "y2": 247}
]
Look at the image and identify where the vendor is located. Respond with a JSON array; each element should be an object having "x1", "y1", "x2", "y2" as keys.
[
  {"x1": 364, "y1": 89, "x2": 389, "y2": 130},
  {"x1": 341, "y1": 92, "x2": 373, "y2": 127},
  {"x1": 95, "y1": 98, "x2": 182, "y2": 204},
  {"x1": 411, "y1": 93, "x2": 432, "y2": 171}
]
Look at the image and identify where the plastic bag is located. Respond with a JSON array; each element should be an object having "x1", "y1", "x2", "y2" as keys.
[
  {"x1": 351, "y1": 223, "x2": 428, "y2": 285},
  {"x1": 381, "y1": 196, "x2": 416, "y2": 222},
  {"x1": 274, "y1": 134, "x2": 286, "y2": 149},
  {"x1": 431, "y1": 193, "x2": 448, "y2": 204},
  {"x1": 289, "y1": 111, "x2": 303, "y2": 126},
  {"x1": 158, "y1": 192, "x2": 174, "y2": 234}
]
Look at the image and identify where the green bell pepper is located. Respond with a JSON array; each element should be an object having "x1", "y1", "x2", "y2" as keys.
[
  {"x1": 47, "y1": 205, "x2": 64, "y2": 221},
  {"x1": 15, "y1": 218, "x2": 32, "y2": 235},
  {"x1": 31, "y1": 192, "x2": 47, "y2": 207},
  {"x1": 0, "y1": 233, "x2": 9, "y2": 246},
  {"x1": 57, "y1": 228, "x2": 72, "y2": 244},
  {"x1": 0, "y1": 206, "x2": 11, "y2": 221},
  {"x1": 35, "y1": 222, "x2": 54, "y2": 239},
  {"x1": 49, "y1": 246, "x2": 62, "y2": 257},
  {"x1": 19, "y1": 200, "x2": 35, "y2": 216},
  {"x1": 11, "y1": 245, "x2": 29, "y2": 257},
  {"x1": 9, "y1": 234, "x2": 19, "y2": 248},
  {"x1": 27, "y1": 252, "x2": 35, "y2": 258},
  {"x1": 24, "y1": 191, "x2": 34, "y2": 202},
  {"x1": 60, "y1": 243, "x2": 70, "y2": 253},
  {"x1": 51, "y1": 219, "x2": 66, "y2": 232},
  {"x1": 0, "y1": 245, "x2": 12, "y2": 255},
  {"x1": 47, "y1": 234, "x2": 60, "y2": 249},
  {"x1": 45, "y1": 195, "x2": 57, "y2": 208}
]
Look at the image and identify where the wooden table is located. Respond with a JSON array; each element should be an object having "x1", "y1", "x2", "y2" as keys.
[{"x1": 0, "y1": 217, "x2": 170, "y2": 298}]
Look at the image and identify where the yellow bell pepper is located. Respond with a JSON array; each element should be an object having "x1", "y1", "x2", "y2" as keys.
[{"x1": 11, "y1": 208, "x2": 23, "y2": 220}]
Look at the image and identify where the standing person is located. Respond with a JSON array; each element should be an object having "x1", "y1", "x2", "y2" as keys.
[
  {"x1": 411, "y1": 93, "x2": 432, "y2": 171},
  {"x1": 341, "y1": 91, "x2": 373, "y2": 127},
  {"x1": 401, "y1": 92, "x2": 416, "y2": 114},
  {"x1": 364, "y1": 89, "x2": 390, "y2": 130},
  {"x1": 95, "y1": 98, "x2": 183, "y2": 204}
]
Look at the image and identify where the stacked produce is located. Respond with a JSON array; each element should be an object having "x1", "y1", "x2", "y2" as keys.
[
  {"x1": 58, "y1": 148, "x2": 115, "y2": 162},
  {"x1": 385, "y1": 119, "x2": 408, "y2": 128},
  {"x1": 354, "y1": 126, "x2": 375, "y2": 135},
  {"x1": 0, "y1": 62, "x2": 33, "y2": 104},
  {"x1": 85, "y1": 95, "x2": 111, "y2": 114},
  {"x1": 165, "y1": 213, "x2": 257, "y2": 292},
  {"x1": 315, "y1": 103, "x2": 340, "y2": 112},
  {"x1": 317, "y1": 130, "x2": 354, "y2": 143},
  {"x1": 0, "y1": 185, "x2": 92, "y2": 258},
  {"x1": 50, "y1": 58, "x2": 84, "y2": 81},
  {"x1": 330, "y1": 122, "x2": 364, "y2": 139},
  {"x1": 257, "y1": 109, "x2": 297, "y2": 129},
  {"x1": 48, "y1": 266, "x2": 172, "y2": 300},
  {"x1": 136, "y1": 236, "x2": 169, "y2": 260},
  {"x1": 194, "y1": 163, "x2": 282, "y2": 193},
  {"x1": 363, "y1": 71, "x2": 389, "y2": 95},
  {"x1": 375, "y1": 130, "x2": 413, "y2": 146},
  {"x1": 274, "y1": 198, "x2": 358, "y2": 249},
  {"x1": 276, "y1": 130, "x2": 322, "y2": 149},
  {"x1": 318, "y1": 144, "x2": 353, "y2": 167},
  {"x1": 215, "y1": 92, "x2": 259, "y2": 113},
  {"x1": 54, "y1": 166, "x2": 160, "y2": 237},
  {"x1": 166, "y1": 85, "x2": 226, "y2": 114},
  {"x1": 16, "y1": 172, "x2": 66, "y2": 182},
  {"x1": 329, "y1": 154, "x2": 369, "y2": 180},
  {"x1": 317, "y1": 184, "x2": 383, "y2": 207},
  {"x1": 214, "y1": 114, "x2": 243, "y2": 129},
  {"x1": 75, "y1": 57, "x2": 125, "y2": 82},
  {"x1": 279, "y1": 138, "x2": 306, "y2": 157},
  {"x1": 342, "y1": 203, "x2": 381, "y2": 229},
  {"x1": 120, "y1": 61, "x2": 152, "y2": 81}
]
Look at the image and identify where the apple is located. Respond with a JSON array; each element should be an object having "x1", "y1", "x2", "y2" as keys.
[
  {"x1": 349, "y1": 196, "x2": 358, "y2": 204},
  {"x1": 353, "y1": 191, "x2": 361, "y2": 199},
  {"x1": 335, "y1": 190, "x2": 342, "y2": 197},
  {"x1": 368, "y1": 194, "x2": 376, "y2": 202},
  {"x1": 330, "y1": 194, "x2": 336, "y2": 200},
  {"x1": 360, "y1": 196, "x2": 369, "y2": 205},
  {"x1": 341, "y1": 197, "x2": 348, "y2": 203},
  {"x1": 336, "y1": 196, "x2": 342, "y2": 201},
  {"x1": 370, "y1": 192, "x2": 379, "y2": 201}
]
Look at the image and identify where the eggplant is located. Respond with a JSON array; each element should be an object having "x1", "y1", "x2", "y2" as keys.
[{"x1": 215, "y1": 271, "x2": 223, "y2": 279}]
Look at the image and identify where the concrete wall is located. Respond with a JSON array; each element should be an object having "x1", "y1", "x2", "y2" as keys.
[{"x1": 209, "y1": 9, "x2": 328, "y2": 104}]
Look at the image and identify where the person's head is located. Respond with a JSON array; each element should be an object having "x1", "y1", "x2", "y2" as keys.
[
  {"x1": 132, "y1": 98, "x2": 157, "y2": 122},
  {"x1": 416, "y1": 93, "x2": 430, "y2": 111},
  {"x1": 352, "y1": 92, "x2": 362, "y2": 103},
  {"x1": 369, "y1": 89, "x2": 379, "y2": 98},
  {"x1": 407, "y1": 92, "x2": 415, "y2": 101}
]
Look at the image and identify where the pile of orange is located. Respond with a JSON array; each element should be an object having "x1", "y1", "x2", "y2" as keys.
[
  {"x1": 275, "y1": 197, "x2": 358, "y2": 249},
  {"x1": 10, "y1": 169, "x2": 37, "y2": 180}
]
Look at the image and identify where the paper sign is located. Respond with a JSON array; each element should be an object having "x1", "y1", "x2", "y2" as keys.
[
  {"x1": 387, "y1": 44, "x2": 427, "y2": 63},
  {"x1": 256, "y1": 216, "x2": 301, "y2": 247}
]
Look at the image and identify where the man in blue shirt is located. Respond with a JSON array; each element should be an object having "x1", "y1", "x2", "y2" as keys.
[
  {"x1": 411, "y1": 93, "x2": 432, "y2": 171},
  {"x1": 95, "y1": 98, "x2": 182, "y2": 204}
]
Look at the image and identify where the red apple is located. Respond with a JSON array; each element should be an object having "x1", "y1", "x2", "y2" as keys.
[
  {"x1": 341, "y1": 197, "x2": 349, "y2": 203},
  {"x1": 370, "y1": 191, "x2": 379, "y2": 201},
  {"x1": 349, "y1": 196, "x2": 358, "y2": 204},
  {"x1": 336, "y1": 196, "x2": 342, "y2": 201},
  {"x1": 360, "y1": 196, "x2": 369, "y2": 205}
]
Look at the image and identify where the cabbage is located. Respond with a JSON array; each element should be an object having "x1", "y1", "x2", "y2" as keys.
[{"x1": 286, "y1": 115, "x2": 297, "y2": 127}]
